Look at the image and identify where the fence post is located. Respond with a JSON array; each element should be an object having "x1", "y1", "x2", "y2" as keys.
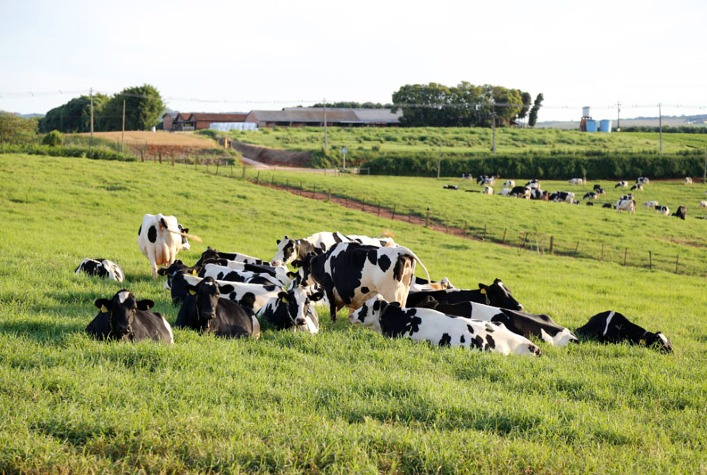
[
  {"x1": 425, "y1": 207, "x2": 430, "y2": 227},
  {"x1": 649, "y1": 251, "x2": 653, "y2": 270},
  {"x1": 241, "y1": 166, "x2": 246, "y2": 179},
  {"x1": 574, "y1": 242, "x2": 580, "y2": 255},
  {"x1": 482, "y1": 224, "x2": 487, "y2": 241},
  {"x1": 549, "y1": 235, "x2": 554, "y2": 254},
  {"x1": 675, "y1": 254, "x2": 679, "y2": 274},
  {"x1": 377, "y1": 201, "x2": 381, "y2": 217},
  {"x1": 392, "y1": 205, "x2": 396, "y2": 220},
  {"x1": 624, "y1": 248, "x2": 628, "y2": 266},
  {"x1": 328, "y1": 188, "x2": 332, "y2": 201},
  {"x1": 601, "y1": 242, "x2": 604, "y2": 261},
  {"x1": 502, "y1": 229, "x2": 507, "y2": 243}
]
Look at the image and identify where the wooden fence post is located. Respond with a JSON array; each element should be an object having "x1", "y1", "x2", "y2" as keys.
[
  {"x1": 392, "y1": 205, "x2": 396, "y2": 220},
  {"x1": 256, "y1": 171, "x2": 260, "y2": 184},
  {"x1": 675, "y1": 254, "x2": 679, "y2": 274},
  {"x1": 574, "y1": 242, "x2": 580, "y2": 255},
  {"x1": 502, "y1": 229, "x2": 507, "y2": 243},
  {"x1": 649, "y1": 251, "x2": 653, "y2": 270},
  {"x1": 624, "y1": 248, "x2": 628, "y2": 266},
  {"x1": 482, "y1": 224, "x2": 487, "y2": 241},
  {"x1": 328, "y1": 188, "x2": 332, "y2": 201},
  {"x1": 549, "y1": 235, "x2": 554, "y2": 254}
]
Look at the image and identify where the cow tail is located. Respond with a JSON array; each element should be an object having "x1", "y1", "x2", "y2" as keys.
[{"x1": 404, "y1": 247, "x2": 432, "y2": 284}]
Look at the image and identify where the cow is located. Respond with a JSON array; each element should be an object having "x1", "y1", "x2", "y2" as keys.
[
  {"x1": 655, "y1": 205, "x2": 670, "y2": 216},
  {"x1": 582, "y1": 191, "x2": 598, "y2": 200},
  {"x1": 630, "y1": 183, "x2": 644, "y2": 191},
  {"x1": 87, "y1": 289, "x2": 173, "y2": 343},
  {"x1": 509, "y1": 185, "x2": 531, "y2": 199},
  {"x1": 525, "y1": 179, "x2": 541, "y2": 190},
  {"x1": 574, "y1": 310, "x2": 672, "y2": 353},
  {"x1": 271, "y1": 232, "x2": 395, "y2": 267},
  {"x1": 477, "y1": 175, "x2": 495, "y2": 186},
  {"x1": 672, "y1": 206, "x2": 687, "y2": 220},
  {"x1": 636, "y1": 177, "x2": 650, "y2": 185},
  {"x1": 171, "y1": 272, "x2": 281, "y2": 311},
  {"x1": 415, "y1": 296, "x2": 577, "y2": 346},
  {"x1": 586, "y1": 201, "x2": 594, "y2": 206},
  {"x1": 200, "y1": 263, "x2": 283, "y2": 286},
  {"x1": 257, "y1": 286, "x2": 323, "y2": 334},
  {"x1": 684, "y1": 177, "x2": 693, "y2": 185},
  {"x1": 443, "y1": 184, "x2": 459, "y2": 190},
  {"x1": 602, "y1": 203, "x2": 614, "y2": 209},
  {"x1": 176, "y1": 277, "x2": 260, "y2": 338},
  {"x1": 568, "y1": 178, "x2": 584, "y2": 185},
  {"x1": 195, "y1": 247, "x2": 267, "y2": 267},
  {"x1": 549, "y1": 191, "x2": 575, "y2": 203},
  {"x1": 498, "y1": 187, "x2": 511, "y2": 197},
  {"x1": 302, "y1": 242, "x2": 431, "y2": 321},
  {"x1": 406, "y1": 278, "x2": 523, "y2": 311},
  {"x1": 349, "y1": 295, "x2": 541, "y2": 356},
  {"x1": 593, "y1": 184, "x2": 606, "y2": 195},
  {"x1": 643, "y1": 200, "x2": 659, "y2": 208},
  {"x1": 409, "y1": 276, "x2": 454, "y2": 292},
  {"x1": 700, "y1": 200, "x2": 707, "y2": 208},
  {"x1": 138, "y1": 213, "x2": 191, "y2": 278},
  {"x1": 530, "y1": 189, "x2": 549, "y2": 201},
  {"x1": 615, "y1": 180, "x2": 628, "y2": 188},
  {"x1": 75, "y1": 258, "x2": 124, "y2": 282},
  {"x1": 615, "y1": 198, "x2": 636, "y2": 213},
  {"x1": 502, "y1": 179, "x2": 515, "y2": 188},
  {"x1": 482, "y1": 185, "x2": 494, "y2": 195}
]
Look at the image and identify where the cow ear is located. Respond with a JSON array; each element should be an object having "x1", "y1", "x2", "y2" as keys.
[
  {"x1": 137, "y1": 299, "x2": 155, "y2": 310},
  {"x1": 278, "y1": 291, "x2": 289, "y2": 301},
  {"x1": 240, "y1": 293, "x2": 256, "y2": 310},
  {"x1": 276, "y1": 239, "x2": 281, "y2": 245},
  {"x1": 478, "y1": 284, "x2": 487, "y2": 294},
  {"x1": 95, "y1": 298, "x2": 110, "y2": 313},
  {"x1": 182, "y1": 228, "x2": 189, "y2": 234}
]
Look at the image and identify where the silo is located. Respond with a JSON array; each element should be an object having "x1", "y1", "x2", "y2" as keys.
[
  {"x1": 599, "y1": 120, "x2": 612, "y2": 133},
  {"x1": 582, "y1": 106, "x2": 591, "y2": 118}
]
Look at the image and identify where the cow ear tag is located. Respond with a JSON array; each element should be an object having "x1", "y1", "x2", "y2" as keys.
[
  {"x1": 100, "y1": 305, "x2": 109, "y2": 313},
  {"x1": 480, "y1": 288, "x2": 487, "y2": 295},
  {"x1": 191, "y1": 269, "x2": 197, "y2": 275},
  {"x1": 189, "y1": 289, "x2": 197, "y2": 296}
]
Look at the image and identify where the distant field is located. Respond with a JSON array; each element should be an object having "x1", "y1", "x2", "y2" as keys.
[{"x1": 79, "y1": 130, "x2": 221, "y2": 149}]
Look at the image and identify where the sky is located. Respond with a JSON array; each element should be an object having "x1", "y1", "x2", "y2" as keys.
[{"x1": 1, "y1": 0, "x2": 706, "y2": 122}]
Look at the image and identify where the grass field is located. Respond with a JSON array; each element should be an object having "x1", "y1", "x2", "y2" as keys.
[{"x1": 0, "y1": 153, "x2": 705, "y2": 473}]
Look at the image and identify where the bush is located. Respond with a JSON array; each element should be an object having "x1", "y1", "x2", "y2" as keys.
[{"x1": 42, "y1": 130, "x2": 63, "y2": 147}]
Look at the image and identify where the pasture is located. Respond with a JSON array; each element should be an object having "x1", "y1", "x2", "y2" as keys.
[{"x1": 0, "y1": 154, "x2": 705, "y2": 473}]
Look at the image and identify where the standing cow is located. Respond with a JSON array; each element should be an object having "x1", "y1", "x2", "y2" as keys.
[
  {"x1": 138, "y1": 213, "x2": 191, "y2": 277},
  {"x1": 271, "y1": 231, "x2": 395, "y2": 267}
]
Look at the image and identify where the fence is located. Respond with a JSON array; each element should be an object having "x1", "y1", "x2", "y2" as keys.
[{"x1": 155, "y1": 158, "x2": 706, "y2": 278}]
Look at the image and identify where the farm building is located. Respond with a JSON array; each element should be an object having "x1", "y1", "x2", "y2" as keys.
[
  {"x1": 167, "y1": 112, "x2": 249, "y2": 131},
  {"x1": 244, "y1": 108, "x2": 402, "y2": 128}
]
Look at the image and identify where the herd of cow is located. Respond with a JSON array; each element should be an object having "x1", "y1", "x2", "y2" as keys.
[
  {"x1": 77, "y1": 213, "x2": 674, "y2": 356},
  {"x1": 470, "y1": 175, "x2": 696, "y2": 219}
]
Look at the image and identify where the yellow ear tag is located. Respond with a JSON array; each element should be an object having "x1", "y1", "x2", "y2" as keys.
[
  {"x1": 100, "y1": 305, "x2": 109, "y2": 313},
  {"x1": 480, "y1": 288, "x2": 487, "y2": 295},
  {"x1": 189, "y1": 289, "x2": 197, "y2": 296},
  {"x1": 191, "y1": 270, "x2": 197, "y2": 275},
  {"x1": 281, "y1": 297, "x2": 288, "y2": 303}
]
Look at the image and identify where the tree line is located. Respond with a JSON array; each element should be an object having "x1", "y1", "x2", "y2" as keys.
[
  {"x1": 391, "y1": 82, "x2": 544, "y2": 128},
  {"x1": 37, "y1": 84, "x2": 165, "y2": 134}
]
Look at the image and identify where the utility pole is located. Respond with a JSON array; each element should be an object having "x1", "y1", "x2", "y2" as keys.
[
  {"x1": 616, "y1": 101, "x2": 621, "y2": 131},
  {"x1": 658, "y1": 103, "x2": 663, "y2": 154},
  {"x1": 323, "y1": 99, "x2": 328, "y2": 151},
  {"x1": 121, "y1": 99, "x2": 126, "y2": 152}
]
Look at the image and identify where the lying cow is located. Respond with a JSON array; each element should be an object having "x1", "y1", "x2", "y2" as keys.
[
  {"x1": 409, "y1": 276, "x2": 454, "y2": 292},
  {"x1": 615, "y1": 180, "x2": 628, "y2": 188},
  {"x1": 574, "y1": 310, "x2": 672, "y2": 353},
  {"x1": 176, "y1": 277, "x2": 260, "y2": 338},
  {"x1": 303, "y1": 242, "x2": 431, "y2": 321},
  {"x1": 568, "y1": 178, "x2": 584, "y2": 185},
  {"x1": 257, "y1": 286, "x2": 322, "y2": 334},
  {"x1": 138, "y1": 213, "x2": 191, "y2": 277},
  {"x1": 549, "y1": 191, "x2": 575, "y2": 203},
  {"x1": 271, "y1": 231, "x2": 395, "y2": 267},
  {"x1": 416, "y1": 296, "x2": 577, "y2": 346},
  {"x1": 170, "y1": 272, "x2": 280, "y2": 311},
  {"x1": 672, "y1": 206, "x2": 687, "y2": 220},
  {"x1": 350, "y1": 295, "x2": 541, "y2": 356},
  {"x1": 406, "y1": 278, "x2": 523, "y2": 311},
  {"x1": 86, "y1": 289, "x2": 173, "y2": 343},
  {"x1": 615, "y1": 198, "x2": 636, "y2": 213},
  {"x1": 195, "y1": 247, "x2": 267, "y2": 267},
  {"x1": 75, "y1": 258, "x2": 124, "y2": 282},
  {"x1": 655, "y1": 205, "x2": 670, "y2": 216},
  {"x1": 200, "y1": 263, "x2": 283, "y2": 286}
]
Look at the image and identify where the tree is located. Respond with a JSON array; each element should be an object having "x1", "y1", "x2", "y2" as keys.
[
  {"x1": 517, "y1": 92, "x2": 532, "y2": 120},
  {"x1": 97, "y1": 84, "x2": 166, "y2": 131},
  {"x1": 528, "y1": 93, "x2": 544, "y2": 127},
  {"x1": 0, "y1": 112, "x2": 37, "y2": 143},
  {"x1": 39, "y1": 93, "x2": 109, "y2": 133},
  {"x1": 42, "y1": 130, "x2": 63, "y2": 147}
]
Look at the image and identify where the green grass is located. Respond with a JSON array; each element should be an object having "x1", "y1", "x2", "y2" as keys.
[{"x1": 1, "y1": 154, "x2": 706, "y2": 473}]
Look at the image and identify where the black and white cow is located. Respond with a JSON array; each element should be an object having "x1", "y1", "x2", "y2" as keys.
[
  {"x1": 349, "y1": 295, "x2": 541, "y2": 356},
  {"x1": 636, "y1": 177, "x2": 650, "y2": 185},
  {"x1": 672, "y1": 206, "x2": 687, "y2": 220},
  {"x1": 582, "y1": 191, "x2": 598, "y2": 200},
  {"x1": 271, "y1": 231, "x2": 395, "y2": 267},
  {"x1": 443, "y1": 184, "x2": 459, "y2": 190},
  {"x1": 171, "y1": 273, "x2": 281, "y2": 311},
  {"x1": 630, "y1": 183, "x2": 644, "y2": 191},
  {"x1": 593, "y1": 184, "x2": 606, "y2": 195},
  {"x1": 477, "y1": 175, "x2": 496, "y2": 186},
  {"x1": 406, "y1": 278, "x2": 524, "y2": 311},
  {"x1": 200, "y1": 263, "x2": 283, "y2": 286},
  {"x1": 257, "y1": 286, "x2": 323, "y2": 333},
  {"x1": 75, "y1": 258, "x2": 125, "y2": 282},
  {"x1": 416, "y1": 296, "x2": 578, "y2": 346},
  {"x1": 615, "y1": 198, "x2": 636, "y2": 213},
  {"x1": 195, "y1": 247, "x2": 267, "y2": 267},
  {"x1": 615, "y1": 180, "x2": 628, "y2": 188},
  {"x1": 176, "y1": 277, "x2": 260, "y2": 338},
  {"x1": 568, "y1": 178, "x2": 584, "y2": 185},
  {"x1": 509, "y1": 186, "x2": 531, "y2": 199},
  {"x1": 574, "y1": 310, "x2": 672, "y2": 353},
  {"x1": 502, "y1": 179, "x2": 515, "y2": 188},
  {"x1": 530, "y1": 189, "x2": 549, "y2": 201},
  {"x1": 549, "y1": 191, "x2": 575, "y2": 203},
  {"x1": 655, "y1": 205, "x2": 670, "y2": 216},
  {"x1": 303, "y1": 242, "x2": 431, "y2": 321},
  {"x1": 525, "y1": 179, "x2": 541, "y2": 190},
  {"x1": 138, "y1": 213, "x2": 191, "y2": 278},
  {"x1": 86, "y1": 289, "x2": 173, "y2": 343}
]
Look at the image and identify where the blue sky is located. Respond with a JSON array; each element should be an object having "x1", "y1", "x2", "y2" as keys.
[{"x1": 1, "y1": 0, "x2": 705, "y2": 122}]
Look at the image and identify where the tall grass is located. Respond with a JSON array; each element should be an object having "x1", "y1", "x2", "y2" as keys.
[{"x1": 0, "y1": 154, "x2": 705, "y2": 473}]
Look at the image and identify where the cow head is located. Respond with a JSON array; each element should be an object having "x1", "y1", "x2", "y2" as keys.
[
  {"x1": 349, "y1": 294, "x2": 389, "y2": 332},
  {"x1": 266, "y1": 286, "x2": 321, "y2": 332},
  {"x1": 178, "y1": 224, "x2": 191, "y2": 250},
  {"x1": 271, "y1": 236, "x2": 297, "y2": 267},
  {"x1": 95, "y1": 290, "x2": 154, "y2": 341},
  {"x1": 644, "y1": 331, "x2": 673, "y2": 353},
  {"x1": 187, "y1": 277, "x2": 221, "y2": 327},
  {"x1": 478, "y1": 279, "x2": 523, "y2": 311}
]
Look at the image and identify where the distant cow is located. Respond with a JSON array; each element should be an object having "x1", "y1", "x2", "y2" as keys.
[
  {"x1": 655, "y1": 205, "x2": 670, "y2": 216},
  {"x1": 684, "y1": 177, "x2": 693, "y2": 185},
  {"x1": 477, "y1": 175, "x2": 495, "y2": 186},
  {"x1": 406, "y1": 278, "x2": 523, "y2": 311},
  {"x1": 443, "y1": 184, "x2": 459, "y2": 190},
  {"x1": 630, "y1": 183, "x2": 644, "y2": 191},
  {"x1": 575, "y1": 310, "x2": 672, "y2": 353},
  {"x1": 75, "y1": 258, "x2": 124, "y2": 282},
  {"x1": 568, "y1": 178, "x2": 584, "y2": 185},
  {"x1": 87, "y1": 289, "x2": 173, "y2": 343},
  {"x1": 615, "y1": 198, "x2": 636, "y2": 213},
  {"x1": 643, "y1": 200, "x2": 659, "y2": 208},
  {"x1": 349, "y1": 295, "x2": 541, "y2": 356},
  {"x1": 416, "y1": 296, "x2": 578, "y2": 346},
  {"x1": 615, "y1": 180, "x2": 628, "y2": 188},
  {"x1": 525, "y1": 179, "x2": 540, "y2": 190},
  {"x1": 593, "y1": 184, "x2": 606, "y2": 195},
  {"x1": 138, "y1": 213, "x2": 191, "y2": 278},
  {"x1": 509, "y1": 185, "x2": 531, "y2": 199},
  {"x1": 176, "y1": 277, "x2": 260, "y2": 338},
  {"x1": 549, "y1": 191, "x2": 575, "y2": 203},
  {"x1": 271, "y1": 231, "x2": 395, "y2": 267},
  {"x1": 700, "y1": 200, "x2": 707, "y2": 208},
  {"x1": 582, "y1": 191, "x2": 598, "y2": 200},
  {"x1": 636, "y1": 177, "x2": 650, "y2": 185},
  {"x1": 530, "y1": 189, "x2": 549, "y2": 201},
  {"x1": 672, "y1": 206, "x2": 687, "y2": 220},
  {"x1": 257, "y1": 286, "x2": 322, "y2": 334},
  {"x1": 482, "y1": 185, "x2": 494, "y2": 195},
  {"x1": 502, "y1": 179, "x2": 515, "y2": 188},
  {"x1": 303, "y1": 242, "x2": 431, "y2": 321}
]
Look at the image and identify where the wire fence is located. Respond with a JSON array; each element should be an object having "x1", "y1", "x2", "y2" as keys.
[{"x1": 160, "y1": 157, "x2": 706, "y2": 278}]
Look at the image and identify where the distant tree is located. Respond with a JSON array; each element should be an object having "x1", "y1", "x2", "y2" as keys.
[
  {"x1": 97, "y1": 84, "x2": 165, "y2": 131},
  {"x1": 39, "y1": 94, "x2": 109, "y2": 133},
  {"x1": 42, "y1": 130, "x2": 64, "y2": 146},
  {"x1": 528, "y1": 93, "x2": 544, "y2": 127},
  {"x1": 517, "y1": 91, "x2": 532, "y2": 120},
  {"x1": 311, "y1": 101, "x2": 391, "y2": 109},
  {"x1": 0, "y1": 112, "x2": 37, "y2": 143}
]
